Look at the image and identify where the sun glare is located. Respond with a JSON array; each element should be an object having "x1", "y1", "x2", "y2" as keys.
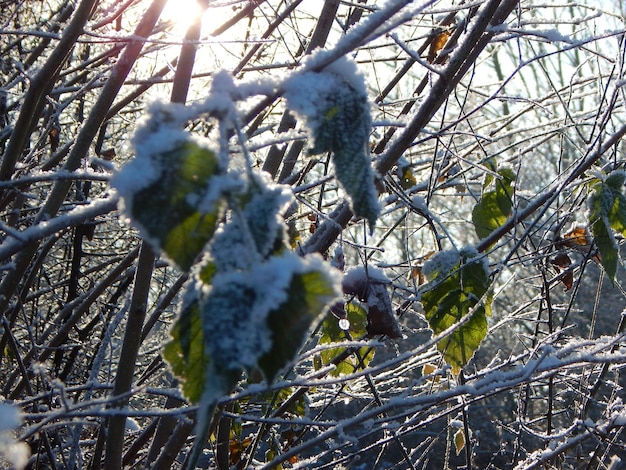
[
  {"x1": 161, "y1": 0, "x2": 237, "y2": 38},
  {"x1": 161, "y1": 0, "x2": 203, "y2": 33}
]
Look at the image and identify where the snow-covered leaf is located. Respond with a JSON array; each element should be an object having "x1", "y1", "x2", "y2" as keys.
[
  {"x1": 259, "y1": 268, "x2": 340, "y2": 381},
  {"x1": 114, "y1": 139, "x2": 223, "y2": 270},
  {"x1": 284, "y1": 58, "x2": 380, "y2": 229},
  {"x1": 210, "y1": 172, "x2": 293, "y2": 273},
  {"x1": 202, "y1": 253, "x2": 340, "y2": 382}
]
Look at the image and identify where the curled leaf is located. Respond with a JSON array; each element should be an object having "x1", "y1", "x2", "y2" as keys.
[
  {"x1": 428, "y1": 29, "x2": 452, "y2": 63},
  {"x1": 284, "y1": 58, "x2": 380, "y2": 229}
]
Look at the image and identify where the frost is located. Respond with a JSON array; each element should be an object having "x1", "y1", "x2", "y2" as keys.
[
  {"x1": 0, "y1": 441, "x2": 29, "y2": 470},
  {"x1": 202, "y1": 276, "x2": 272, "y2": 370},
  {"x1": 411, "y1": 195, "x2": 427, "y2": 211},
  {"x1": 195, "y1": 170, "x2": 245, "y2": 215},
  {"x1": 344, "y1": 265, "x2": 390, "y2": 286},
  {"x1": 422, "y1": 248, "x2": 460, "y2": 281},
  {"x1": 342, "y1": 265, "x2": 389, "y2": 298},
  {"x1": 283, "y1": 71, "x2": 339, "y2": 126},
  {"x1": 460, "y1": 245, "x2": 490, "y2": 275},
  {"x1": 330, "y1": 245, "x2": 345, "y2": 271},
  {"x1": 201, "y1": 70, "x2": 238, "y2": 125}
]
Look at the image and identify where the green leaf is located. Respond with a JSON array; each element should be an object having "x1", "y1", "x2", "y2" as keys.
[
  {"x1": 421, "y1": 255, "x2": 491, "y2": 374},
  {"x1": 259, "y1": 269, "x2": 339, "y2": 381},
  {"x1": 591, "y1": 217, "x2": 618, "y2": 281},
  {"x1": 317, "y1": 301, "x2": 375, "y2": 377},
  {"x1": 162, "y1": 296, "x2": 207, "y2": 403},
  {"x1": 130, "y1": 141, "x2": 223, "y2": 270},
  {"x1": 608, "y1": 191, "x2": 626, "y2": 235},
  {"x1": 472, "y1": 168, "x2": 514, "y2": 240},
  {"x1": 588, "y1": 173, "x2": 626, "y2": 282}
]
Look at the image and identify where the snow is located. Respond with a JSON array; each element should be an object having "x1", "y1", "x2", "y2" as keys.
[
  {"x1": 195, "y1": 170, "x2": 244, "y2": 215},
  {"x1": 411, "y1": 195, "x2": 427, "y2": 211},
  {"x1": 344, "y1": 265, "x2": 390, "y2": 286},
  {"x1": 208, "y1": 172, "x2": 294, "y2": 273},
  {"x1": 0, "y1": 441, "x2": 29, "y2": 470},
  {"x1": 0, "y1": 403, "x2": 28, "y2": 470},
  {"x1": 422, "y1": 248, "x2": 460, "y2": 281},
  {"x1": 300, "y1": 54, "x2": 368, "y2": 97},
  {"x1": 342, "y1": 265, "x2": 390, "y2": 299},
  {"x1": 460, "y1": 245, "x2": 490, "y2": 275},
  {"x1": 283, "y1": 69, "x2": 343, "y2": 135}
]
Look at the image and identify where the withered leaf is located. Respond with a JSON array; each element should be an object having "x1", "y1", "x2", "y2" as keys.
[{"x1": 428, "y1": 29, "x2": 452, "y2": 63}]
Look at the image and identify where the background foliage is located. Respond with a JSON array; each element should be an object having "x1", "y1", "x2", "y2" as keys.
[{"x1": 1, "y1": 0, "x2": 626, "y2": 468}]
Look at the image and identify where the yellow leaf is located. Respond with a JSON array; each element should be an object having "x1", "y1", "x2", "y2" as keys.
[{"x1": 454, "y1": 428, "x2": 465, "y2": 455}]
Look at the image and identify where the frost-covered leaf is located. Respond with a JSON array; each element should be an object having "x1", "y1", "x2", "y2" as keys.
[
  {"x1": 259, "y1": 268, "x2": 340, "y2": 381},
  {"x1": 333, "y1": 145, "x2": 380, "y2": 231},
  {"x1": 284, "y1": 58, "x2": 380, "y2": 229},
  {"x1": 471, "y1": 168, "x2": 515, "y2": 240},
  {"x1": 317, "y1": 301, "x2": 374, "y2": 377},
  {"x1": 202, "y1": 278, "x2": 271, "y2": 373},
  {"x1": 605, "y1": 171, "x2": 626, "y2": 191},
  {"x1": 162, "y1": 292, "x2": 208, "y2": 403},
  {"x1": 421, "y1": 250, "x2": 491, "y2": 374},
  {"x1": 114, "y1": 139, "x2": 223, "y2": 270},
  {"x1": 239, "y1": 173, "x2": 294, "y2": 258},
  {"x1": 203, "y1": 253, "x2": 340, "y2": 381},
  {"x1": 210, "y1": 172, "x2": 293, "y2": 273}
]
